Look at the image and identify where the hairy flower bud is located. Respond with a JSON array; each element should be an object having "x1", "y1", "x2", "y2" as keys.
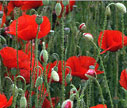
[
  {"x1": 85, "y1": 65, "x2": 96, "y2": 77},
  {"x1": 79, "y1": 23, "x2": 86, "y2": 31},
  {"x1": 0, "y1": 11, "x2": 3, "y2": 18},
  {"x1": 40, "y1": 49, "x2": 48, "y2": 63},
  {"x1": 55, "y1": 3, "x2": 62, "y2": 16},
  {"x1": 61, "y1": 99, "x2": 73, "y2": 108},
  {"x1": 35, "y1": 15, "x2": 43, "y2": 25},
  {"x1": 20, "y1": 95, "x2": 27, "y2": 108},
  {"x1": 35, "y1": 76, "x2": 43, "y2": 88},
  {"x1": 66, "y1": 73, "x2": 72, "y2": 84},
  {"x1": 51, "y1": 69, "x2": 59, "y2": 82},
  {"x1": 105, "y1": 6, "x2": 111, "y2": 16},
  {"x1": 83, "y1": 33, "x2": 93, "y2": 41},
  {"x1": 115, "y1": 3, "x2": 126, "y2": 14},
  {"x1": 42, "y1": 0, "x2": 49, "y2": 5},
  {"x1": 62, "y1": 0, "x2": 69, "y2": 6}
]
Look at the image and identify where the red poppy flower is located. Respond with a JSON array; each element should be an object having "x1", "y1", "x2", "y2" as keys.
[
  {"x1": 7, "y1": 1, "x2": 43, "y2": 15},
  {"x1": 119, "y1": 69, "x2": 127, "y2": 90},
  {"x1": 7, "y1": 14, "x2": 51, "y2": 41},
  {"x1": 0, "y1": 47, "x2": 43, "y2": 84},
  {"x1": 58, "y1": 0, "x2": 76, "y2": 18},
  {"x1": 90, "y1": 104, "x2": 107, "y2": 108},
  {"x1": 98, "y1": 30, "x2": 127, "y2": 54},
  {"x1": 66, "y1": 56, "x2": 103, "y2": 80},
  {"x1": 0, "y1": 93, "x2": 13, "y2": 108},
  {"x1": 46, "y1": 61, "x2": 69, "y2": 84}
]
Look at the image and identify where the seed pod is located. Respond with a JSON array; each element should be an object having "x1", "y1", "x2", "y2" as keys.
[
  {"x1": 35, "y1": 15, "x2": 43, "y2": 25},
  {"x1": 115, "y1": 3, "x2": 126, "y2": 14},
  {"x1": 55, "y1": 3, "x2": 62, "y2": 16},
  {"x1": 85, "y1": 65, "x2": 96, "y2": 77},
  {"x1": 35, "y1": 76, "x2": 43, "y2": 88},
  {"x1": 62, "y1": 0, "x2": 69, "y2": 6},
  {"x1": 20, "y1": 95, "x2": 27, "y2": 108},
  {"x1": 51, "y1": 70, "x2": 59, "y2": 82},
  {"x1": 83, "y1": 33, "x2": 93, "y2": 41},
  {"x1": 61, "y1": 99, "x2": 73, "y2": 108}
]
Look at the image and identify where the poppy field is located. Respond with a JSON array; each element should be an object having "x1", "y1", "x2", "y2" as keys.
[{"x1": 0, "y1": 1, "x2": 127, "y2": 108}]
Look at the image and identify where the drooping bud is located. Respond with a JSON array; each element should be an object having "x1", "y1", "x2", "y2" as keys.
[
  {"x1": 42, "y1": 0, "x2": 49, "y2": 5},
  {"x1": 51, "y1": 69, "x2": 59, "y2": 82},
  {"x1": 10, "y1": 84, "x2": 18, "y2": 94},
  {"x1": 62, "y1": 0, "x2": 69, "y2": 6},
  {"x1": 0, "y1": 11, "x2": 3, "y2": 18},
  {"x1": 115, "y1": 3, "x2": 126, "y2": 14},
  {"x1": 85, "y1": 65, "x2": 96, "y2": 77},
  {"x1": 79, "y1": 23, "x2": 86, "y2": 31},
  {"x1": 83, "y1": 33, "x2": 93, "y2": 41},
  {"x1": 20, "y1": 95, "x2": 27, "y2": 108},
  {"x1": 66, "y1": 73, "x2": 72, "y2": 84},
  {"x1": 61, "y1": 99, "x2": 73, "y2": 108},
  {"x1": 35, "y1": 15, "x2": 43, "y2": 25},
  {"x1": 55, "y1": 3, "x2": 62, "y2": 16},
  {"x1": 35, "y1": 76, "x2": 43, "y2": 88},
  {"x1": 105, "y1": 6, "x2": 111, "y2": 16}
]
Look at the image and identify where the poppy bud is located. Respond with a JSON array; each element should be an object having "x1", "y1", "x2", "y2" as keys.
[
  {"x1": 42, "y1": 0, "x2": 49, "y2": 5},
  {"x1": 79, "y1": 23, "x2": 86, "y2": 31},
  {"x1": 35, "y1": 76, "x2": 43, "y2": 88},
  {"x1": 35, "y1": 15, "x2": 43, "y2": 25},
  {"x1": 53, "y1": 66, "x2": 58, "y2": 72},
  {"x1": 85, "y1": 65, "x2": 96, "y2": 77},
  {"x1": 20, "y1": 95, "x2": 27, "y2": 108},
  {"x1": 66, "y1": 73, "x2": 72, "y2": 84},
  {"x1": 55, "y1": 3, "x2": 62, "y2": 16},
  {"x1": 83, "y1": 33, "x2": 93, "y2": 41},
  {"x1": 105, "y1": 6, "x2": 111, "y2": 16},
  {"x1": 62, "y1": 0, "x2": 69, "y2": 6},
  {"x1": 115, "y1": 3, "x2": 126, "y2": 14},
  {"x1": 61, "y1": 99, "x2": 73, "y2": 108},
  {"x1": 51, "y1": 69, "x2": 59, "y2": 82},
  {"x1": 10, "y1": 84, "x2": 18, "y2": 94},
  {"x1": 0, "y1": 11, "x2": 3, "y2": 18},
  {"x1": 40, "y1": 49, "x2": 48, "y2": 63}
]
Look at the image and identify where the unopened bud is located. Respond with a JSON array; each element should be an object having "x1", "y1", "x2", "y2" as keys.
[
  {"x1": 83, "y1": 33, "x2": 93, "y2": 41},
  {"x1": 85, "y1": 65, "x2": 96, "y2": 77},
  {"x1": 35, "y1": 15, "x2": 43, "y2": 25},
  {"x1": 0, "y1": 11, "x2": 3, "y2": 18},
  {"x1": 51, "y1": 70, "x2": 59, "y2": 82},
  {"x1": 62, "y1": 0, "x2": 69, "y2": 6},
  {"x1": 40, "y1": 49, "x2": 48, "y2": 62},
  {"x1": 105, "y1": 6, "x2": 111, "y2": 16},
  {"x1": 11, "y1": 84, "x2": 18, "y2": 94},
  {"x1": 20, "y1": 95, "x2": 27, "y2": 108},
  {"x1": 79, "y1": 23, "x2": 86, "y2": 31},
  {"x1": 42, "y1": 0, "x2": 49, "y2": 5},
  {"x1": 115, "y1": 3, "x2": 126, "y2": 14},
  {"x1": 55, "y1": 3, "x2": 62, "y2": 16},
  {"x1": 35, "y1": 76, "x2": 43, "y2": 88},
  {"x1": 66, "y1": 73, "x2": 72, "y2": 84},
  {"x1": 61, "y1": 99, "x2": 73, "y2": 108}
]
